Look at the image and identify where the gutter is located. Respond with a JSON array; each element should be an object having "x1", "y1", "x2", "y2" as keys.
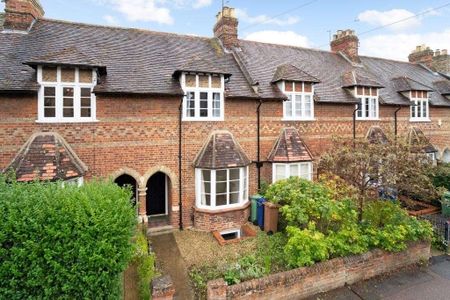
[
  {"x1": 256, "y1": 99, "x2": 263, "y2": 191},
  {"x1": 178, "y1": 96, "x2": 184, "y2": 230}
]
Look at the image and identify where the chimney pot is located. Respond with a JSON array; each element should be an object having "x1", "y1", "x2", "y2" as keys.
[
  {"x1": 3, "y1": 0, "x2": 44, "y2": 31},
  {"x1": 330, "y1": 29, "x2": 360, "y2": 63},
  {"x1": 213, "y1": 6, "x2": 239, "y2": 50},
  {"x1": 442, "y1": 49, "x2": 448, "y2": 55}
]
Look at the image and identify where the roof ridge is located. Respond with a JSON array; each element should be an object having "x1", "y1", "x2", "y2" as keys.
[{"x1": 37, "y1": 18, "x2": 212, "y2": 41}]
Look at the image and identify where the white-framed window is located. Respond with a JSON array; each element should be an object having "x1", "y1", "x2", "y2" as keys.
[
  {"x1": 355, "y1": 86, "x2": 379, "y2": 120},
  {"x1": 37, "y1": 66, "x2": 97, "y2": 122},
  {"x1": 62, "y1": 177, "x2": 84, "y2": 187},
  {"x1": 410, "y1": 90, "x2": 429, "y2": 121},
  {"x1": 280, "y1": 81, "x2": 314, "y2": 120},
  {"x1": 272, "y1": 162, "x2": 313, "y2": 183},
  {"x1": 181, "y1": 73, "x2": 224, "y2": 121},
  {"x1": 195, "y1": 167, "x2": 248, "y2": 210}
]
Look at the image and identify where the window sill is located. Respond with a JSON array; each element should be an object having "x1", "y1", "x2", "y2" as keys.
[
  {"x1": 36, "y1": 119, "x2": 99, "y2": 123},
  {"x1": 355, "y1": 118, "x2": 380, "y2": 121},
  {"x1": 182, "y1": 117, "x2": 224, "y2": 122},
  {"x1": 282, "y1": 118, "x2": 316, "y2": 121},
  {"x1": 194, "y1": 200, "x2": 250, "y2": 214},
  {"x1": 409, "y1": 118, "x2": 431, "y2": 123}
]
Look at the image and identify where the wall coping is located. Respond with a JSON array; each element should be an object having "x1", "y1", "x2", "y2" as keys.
[{"x1": 194, "y1": 201, "x2": 250, "y2": 215}]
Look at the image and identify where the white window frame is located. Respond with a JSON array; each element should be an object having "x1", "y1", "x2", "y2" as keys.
[
  {"x1": 195, "y1": 167, "x2": 249, "y2": 210},
  {"x1": 181, "y1": 73, "x2": 225, "y2": 121},
  {"x1": 272, "y1": 162, "x2": 313, "y2": 183},
  {"x1": 409, "y1": 91, "x2": 430, "y2": 122},
  {"x1": 354, "y1": 87, "x2": 379, "y2": 120},
  {"x1": 280, "y1": 81, "x2": 315, "y2": 121},
  {"x1": 37, "y1": 66, "x2": 97, "y2": 123}
]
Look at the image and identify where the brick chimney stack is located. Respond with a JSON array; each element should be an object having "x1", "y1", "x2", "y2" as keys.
[
  {"x1": 408, "y1": 44, "x2": 434, "y2": 68},
  {"x1": 213, "y1": 6, "x2": 239, "y2": 50},
  {"x1": 3, "y1": 0, "x2": 44, "y2": 31},
  {"x1": 330, "y1": 29, "x2": 360, "y2": 63}
]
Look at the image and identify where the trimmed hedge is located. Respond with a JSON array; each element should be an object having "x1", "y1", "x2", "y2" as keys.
[{"x1": 0, "y1": 176, "x2": 137, "y2": 299}]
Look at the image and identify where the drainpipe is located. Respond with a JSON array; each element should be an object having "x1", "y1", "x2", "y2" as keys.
[
  {"x1": 352, "y1": 103, "x2": 360, "y2": 147},
  {"x1": 394, "y1": 106, "x2": 402, "y2": 140},
  {"x1": 256, "y1": 99, "x2": 263, "y2": 192},
  {"x1": 178, "y1": 97, "x2": 184, "y2": 230}
]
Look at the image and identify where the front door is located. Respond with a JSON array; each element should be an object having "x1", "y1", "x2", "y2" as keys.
[{"x1": 146, "y1": 172, "x2": 167, "y2": 216}]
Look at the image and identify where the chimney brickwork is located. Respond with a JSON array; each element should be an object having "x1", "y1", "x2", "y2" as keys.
[
  {"x1": 213, "y1": 7, "x2": 239, "y2": 50},
  {"x1": 409, "y1": 45, "x2": 450, "y2": 75},
  {"x1": 3, "y1": 0, "x2": 44, "y2": 31},
  {"x1": 330, "y1": 29, "x2": 360, "y2": 63}
]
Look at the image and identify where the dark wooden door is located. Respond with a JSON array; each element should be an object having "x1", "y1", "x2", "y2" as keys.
[{"x1": 147, "y1": 172, "x2": 166, "y2": 215}]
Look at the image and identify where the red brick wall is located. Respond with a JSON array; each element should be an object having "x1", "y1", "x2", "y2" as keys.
[
  {"x1": 1, "y1": 93, "x2": 449, "y2": 230},
  {"x1": 193, "y1": 203, "x2": 250, "y2": 232},
  {"x1": 207, "y1": 241, "x2": 431, "y2": 300}
]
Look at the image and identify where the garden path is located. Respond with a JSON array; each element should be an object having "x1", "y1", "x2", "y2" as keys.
[{"x1": 150, "y1": 233, "x2": 194, "y2": 300}]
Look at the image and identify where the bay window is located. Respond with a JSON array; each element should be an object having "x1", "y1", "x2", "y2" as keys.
[
  {"x1": 355, "y1": 86, "x2": 379, "y2": 120},
  {"x1": 181, "y1": 73, "x2": 224, "y2": 121},
  {"x1": 195, "y1": 167, "x2": 248, "y2": 209},
  {"x1": 281, "y1": 81, "x2": 314, "y2": 120},
  {"x1": 37, "y1": 66, "x2": 97, "y2": 122},
  {"x1": 272, "y1": 162, "x2": 313, "y2": 183},
  {"x1": 410, "y1": 91, "x2": 429, "y2": 121}
]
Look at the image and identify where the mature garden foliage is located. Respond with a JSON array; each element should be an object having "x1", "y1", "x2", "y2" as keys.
[{"x1": 0, "y1": 176, "x2": 137, "y2": 299}]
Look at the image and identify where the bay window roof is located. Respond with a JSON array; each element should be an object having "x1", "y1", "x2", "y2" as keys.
[
  {"x1": 268, "y1": 128, "x2": 313, "y2": 162},
  {"x1": 366, "y1": 126, "x2": 389, "y2": 145},
  {"x1": 392, "y1": 77, "x2": 433, "y2": 93},
  {"x1": 5, "y1": 132, "x2": 88, "y2": 182},
  {"x1": 408, "y1": 127, "x2": 437, "y2": 154},
  {"x1": 194, "y1": 131, "x2": 250, "y2": 169},
  {"x1": 271, "y1": 64, "x2": 320, "y2": 84}
]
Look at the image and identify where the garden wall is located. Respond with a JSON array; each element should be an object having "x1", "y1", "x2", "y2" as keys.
[{"x1": 207, "y1": 241, "x2": 430, "y2": 300}]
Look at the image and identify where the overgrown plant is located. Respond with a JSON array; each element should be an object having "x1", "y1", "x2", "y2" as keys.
[
  {"x1": 133, "y1": 231, "x2": 157, "y2": 300},
  {"x1": 0, "y1": 176, "x2": 137, "y2": 299}
]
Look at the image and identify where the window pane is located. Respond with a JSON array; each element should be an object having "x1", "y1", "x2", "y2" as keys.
[
  {"x1": 229, "y1": 168, "x2": 239, "y2": 180},
  {"x1": 285, "y1": 95, "x2": 293, "y2": 117},
  {"x1": 229, "y1": 180, "x2": 239, "y2": 193},
  {"x1": 63, "y1": 108, "x2": 74, "y2": 117},
  {"x1": 304, "y1": 83, "x2": 312, "y2": 93},
  {"x1": 81, "y1": 97, "x2": 91, "y2": 107},
  {"x1": 64, "y1": 98, "x2": 73, "y2": 107},
  {"x1": 216, "y1": 182, "x2": 226, "y2": 194},
  {"x1": 42, "y1": 67, "x2": 57, "y2": 82},
  {"x1": 300, "y1": 163, "x2": 310, "y2": 179},
  {"x1": 295, "y1": 94, "x2": 302, "y2": 117},
  {"x1": 44, "y1": 108, "x2": 55, "y2": 118},
  {"x1": 186, "y1": 91, "x2": 195, "y2": 117},
  {"x1": 213, "y1": 92, "x2": 221, "y2": 117},
  {"x1": 199, "y1": 75, "x2": 209, "y2": 88},
  {"x1": 63, "y1": 87, "x2": 74, "y2": 97},
  {"x1": 185, "y1": 74, "x2": 196, "y2": 87},
  {"x1": 202, "y1": 194, "x2": 211, "y2": 206},
  {"x1": 289, "y1": 164, "x2": 299, "y2": 177},
  {"x1": 44, "y1": 86, "x2": 55, "y2": 96},
  {"x1": 211, "y1": 76, "x2": 221, "y2": 88},
  {"x1": 370, "y1": 98, "x2": 376, "y2": 118},
  {"x1": 364, "y1": 87, "x2": 370, "y2": 96},
  {"x1": 61, "y1": 67, "x2": 75, "y2": 82},
  {"x1": 275, "y1": 165, "x2": 286, "y2": 181},
  {"x1": 304, "y1": 95, "x2": 312, "y2": 117},
  {"x1": 216, "y1": 170, "x2": 227, "y2": 182},
  {"x1": 285, "y1": 81, "x2": 293, "y2": 92},
  {"x1": 216, "y1": 194, "x2": 227, "y2": 206},
  {"x1": 203, "y1": 182, "x2": 211, "y2": 194},
  {"x1": 202, "y1": 170, "x2": 210, "y2": 182},
  {"x1": 422, "y1": 101, "x2": 427, "y2": 118},
  {"x1": 80, "y1": 88, "x2": 91, "y2": 97},
  {"x1": 80, "y1": 108, "x2": 91, "y2": 117},
  {"x1": 199, "y1": 92, "x2": 208, "y2": 117},
  {"x1": 79, "y1": 69, "x2": 92, "y2": 83},
  {"x1": 294, "y1": 82, "x2": 302, "y2": 92},
  {"x1": 44, "y1": 97, "x2": 55, "y2": 106},
  {"x1": 229, "y1": 192, "x2": 239, "y2": 204},
  {"x1": 365, "y1": 98, "x2": 370, "y2": 118},
  {"x1": 357, "y1": 99, "x2": 363, "y2": 118},
  {"x1": 357, "y1": 87, "x2": 364, "y2": 96}
]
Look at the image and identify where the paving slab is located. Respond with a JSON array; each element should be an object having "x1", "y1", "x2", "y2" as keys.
[{"x1": 306, "y1": 285, "x2": 361, "y2": 300}]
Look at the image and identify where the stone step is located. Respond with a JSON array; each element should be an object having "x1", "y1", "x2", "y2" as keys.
[{"x1": 147, "y1": 225, "x2": 176, "y2": 236}]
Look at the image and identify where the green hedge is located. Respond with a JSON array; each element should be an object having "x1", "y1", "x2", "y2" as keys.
[{"x1": 0, "y1": 176, "x2": 137, "y2": 299}]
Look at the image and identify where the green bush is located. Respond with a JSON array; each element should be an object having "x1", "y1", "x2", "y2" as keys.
[
  {"x1": 431, "y1": 163, "x2": 450, "y2": 190},
  {"x1": 133, "y1": 231, "x2": 157, "y2": 300},
  {"x1": 0, "y1": 176, "x2": 136, "y2": 299}
]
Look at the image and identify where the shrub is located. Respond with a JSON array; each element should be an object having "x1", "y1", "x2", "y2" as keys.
[
  {"x1": 223, "y1": 255, "x2": 265, "y2": 285},
  {"x1": 0, "y1": 176, "x2": 136, "y2": 299},
  {"x1": 133, "y1": 231, "x2": 157, "y2": 300},
  {"x1": 431, "y1": 163, "x2": 450, "y2": 190}
]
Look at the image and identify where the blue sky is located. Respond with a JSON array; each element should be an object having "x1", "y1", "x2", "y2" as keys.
[{"x1": 2, "y1": 0, "x2": 450, "y2": 60}]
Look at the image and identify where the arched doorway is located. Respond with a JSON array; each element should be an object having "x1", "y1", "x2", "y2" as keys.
[
  {"x1": 146, "y1": 172, "x2": 168, "y2": 216},
  {"x1": 443, "y1": 149, "x2": 450, "y2": 163},
  {"x1": 114, "y1": 174, "x2": 137, "y2": 207}
]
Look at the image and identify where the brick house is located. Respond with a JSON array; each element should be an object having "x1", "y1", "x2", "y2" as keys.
[{"x1": 1, "y1": 1, "x2": 450, "y2": 232}]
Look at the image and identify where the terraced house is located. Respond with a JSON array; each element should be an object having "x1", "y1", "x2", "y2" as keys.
[{"x1": 1, "y1": 0, "x2": 450, "y2": 232}]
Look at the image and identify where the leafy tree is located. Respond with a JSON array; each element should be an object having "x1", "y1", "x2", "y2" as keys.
[
  {"x1": 319, "y1": 136, "x2": 437, "y2": 221},
  {"x1": 0, "y1": 176, "x2": 136, "y2": 299}
]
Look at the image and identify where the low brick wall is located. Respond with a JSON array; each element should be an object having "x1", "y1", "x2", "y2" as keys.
[
  {"x1": 207, "y1": 241, "x2": 430, "y2": 300},
  {"x1": 193, "y1": 202, "x2": 250, "y2": 232}
]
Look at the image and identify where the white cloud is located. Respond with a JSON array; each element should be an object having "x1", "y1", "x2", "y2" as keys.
[
  {"x1": 97, "y1": 0, "x2": 173, "y2": 24},
  {"x1": 244, "y1": 31, "x2": 310, "y2": 48},
  {"x1": 192, "y1": 0, "x2": 212, "y2": 9},
  {"x1": 103, "y1": 15, "x2": 120, "y2": 26},
  {"x1": 357, "y1": 9, "x2": 420, "y2": 31},
  {"x1": 236, "y1": 9, "x2": 299, "y2": 26},
  {"x1": 360, "y1": 29, "x2": 450, "y2": 61}
]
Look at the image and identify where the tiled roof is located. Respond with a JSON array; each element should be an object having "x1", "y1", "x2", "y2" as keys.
[
  {"x1": 408, "y1": 127, "x2": 437, "y2": 153},
  {"x1": 25, "y1": 46, "x2": 106, "y2": 69},
  {"x1": 5, "y1": 132, "x2": 88, "y2": 182},
  {"x1": 268, "y1": 128, "x2": 313, "y2": 162},
  {"x1": 173, "y1": 56, "x2": 231, "y2": 77},
  {"x1": 271, "y1": 64, "x2": 320, "y2": 83},
  {"x1": 0, "y1": 19, "x2": 256, "y2": 97},
  {"x1": 392, "y1": 76, "x2": 433, "y2": 92},
  {"x1": 341, "y1": 69, "x2": 383, "y2": 88},
  {"x1": 366, "y1": 126, "x2": 389, "y2": 144},
  {"x1": 433, "y1": 80, "x2": 450, "y2": 95},
  {"x1": 194, "y1": 131, "x2": 251, "y2": 169}
]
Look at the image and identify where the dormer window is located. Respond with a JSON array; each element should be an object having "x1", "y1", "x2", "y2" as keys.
[
  {"x1": 355, "y1": 87, "x2": 379, "y2": 120},
  {"x1": 281, "y1": 81, "x2": 314, "y2": 120},
  {"x1": 410, "y1": 91, "x2": 429, "y2": 121},
  {"x1": 181, "y1": 73, "x2": 224, "y2": 121},
  {"x1": 37, "y1": 66, "x2": 97, "y2": 122}
]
